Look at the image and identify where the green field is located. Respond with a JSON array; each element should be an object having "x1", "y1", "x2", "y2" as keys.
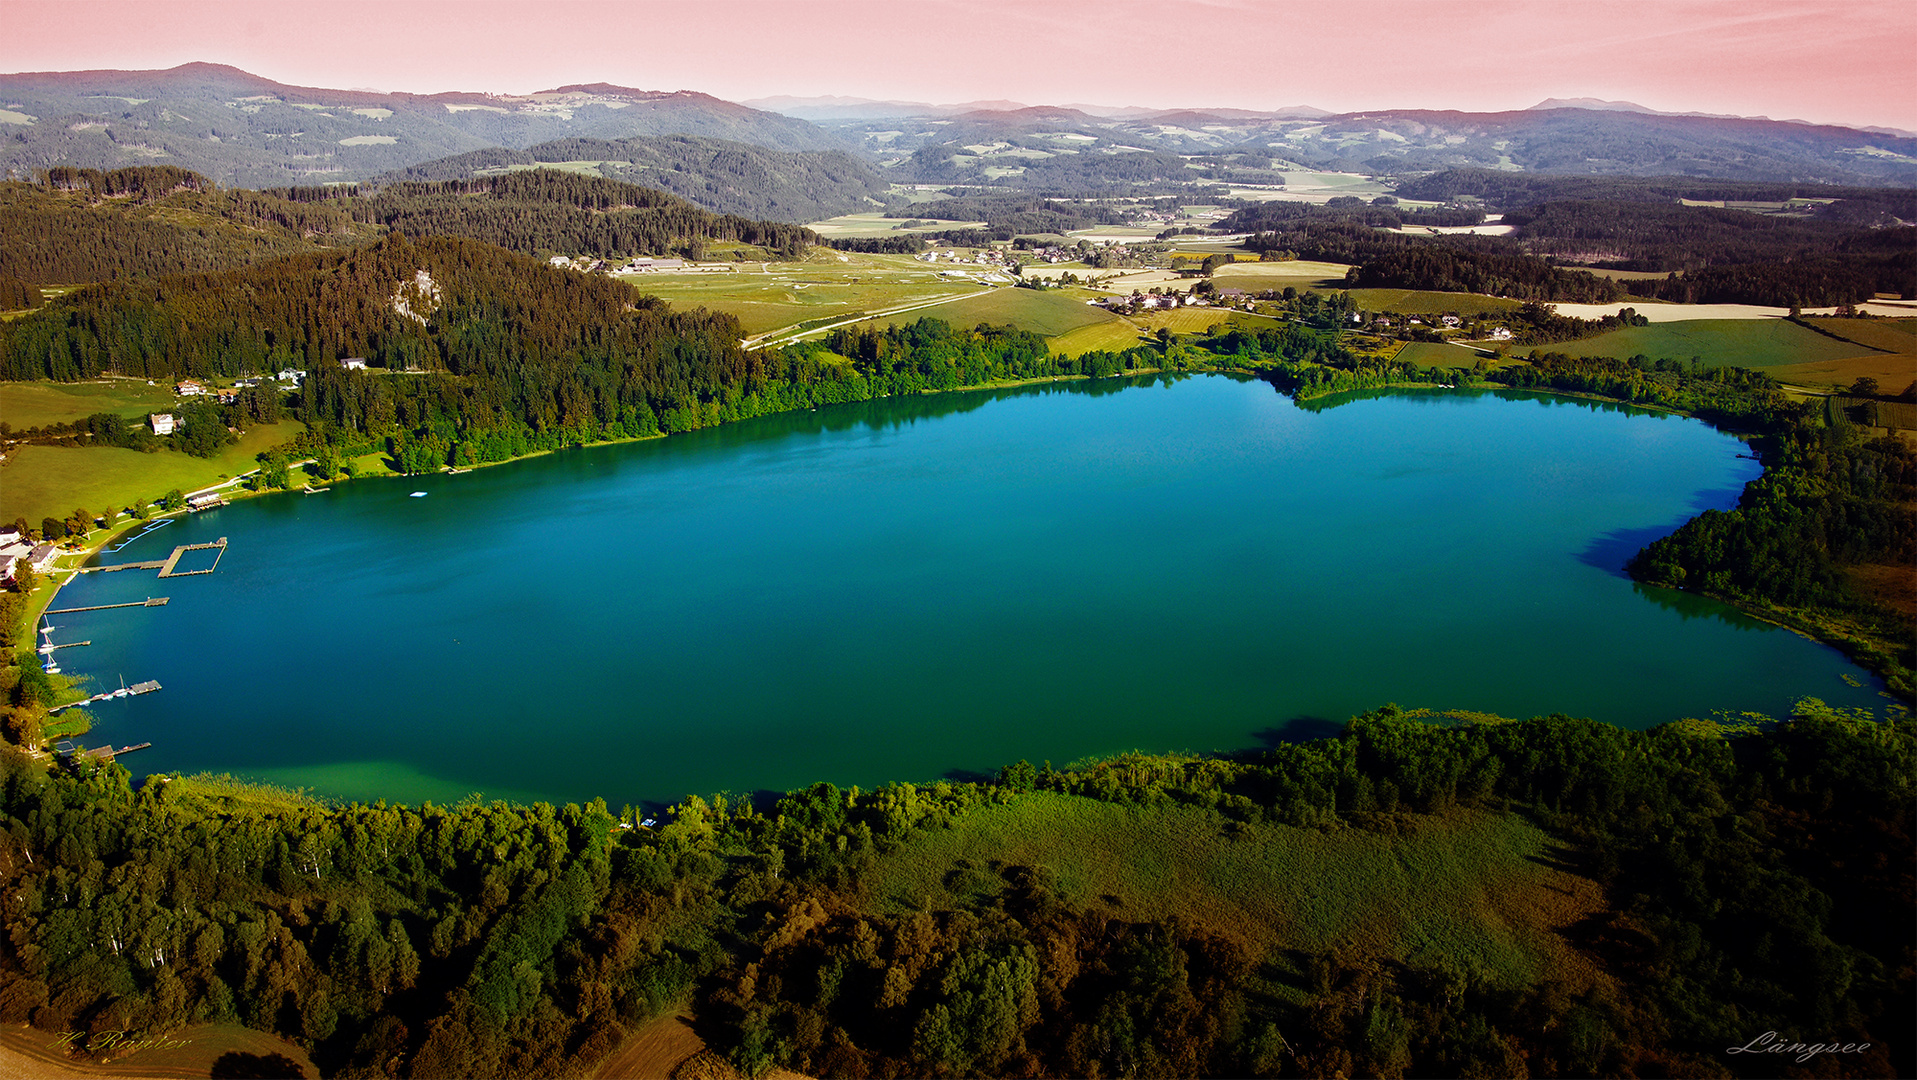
[
  {"x1": 876, "y1": 287, "x2": 1119, "y2": 337},
  {"x1": 806, "y1": 213, "x2": 989, "y2": 239},
  {"x1": 1344, "y1": 289, "x2": 1523, "y2": 315},
  {"x1": 0, "y1": 421, "x2": 302, "y2": 524},
  {"x1": 1518, "y1": 318, "x2": 1875, "y2": 370},
  {"x1": 1394, "y1": 340, "x2": 1496, "y2": 368},
  {"x1": 624, "y1": 250, "x2": 985, "y2": 337},
  {"x1": 861, "y1": 792, "x2": 1600, "y2": 990},
  {"x1": 1049, "y1": 320, "x2": 1149, "y2": 357},
  {"x1": 1210, "y1": 260, "x2": 1355, "y2": 287},
  {"x1": 0, "y1": 378, "x2": 179, "y2": 430}
]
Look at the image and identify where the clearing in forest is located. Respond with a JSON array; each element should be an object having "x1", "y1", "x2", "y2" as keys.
[{"x1": 859, "y1": 792, "x2": 1607, "y2": 992}]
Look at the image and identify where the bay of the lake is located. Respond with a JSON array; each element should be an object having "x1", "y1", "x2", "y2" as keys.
[{"x1": 47, "y1": 375, "x2": 1884, "y2": 807}]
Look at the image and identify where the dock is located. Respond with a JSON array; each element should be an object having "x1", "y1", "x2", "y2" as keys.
[
  {"x1": 47, "y1": 680, "x2": 160, "y2": 712},
  {"x1": 76, "y1": 538, "x2": 227, "y2": 578},
  {"x1": 67, "y1": 742, "x2": 153, "y2": 763},
  {"x1": 36, "y1": 640, "x2": 90, "y2": 653},
  {"x1": 45, "y1": 598, "x2": 169, "y2": 614}
]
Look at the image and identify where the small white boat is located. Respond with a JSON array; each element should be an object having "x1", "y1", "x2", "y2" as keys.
[{"x1": 410, "y1": 491, "x2": 428, "y2": 498}]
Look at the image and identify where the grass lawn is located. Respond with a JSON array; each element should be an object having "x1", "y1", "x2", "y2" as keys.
[
  {"x1": 1395, "y1": 341, "x2": 1496, "y2": 368},
  {"x1": 861, "y1": 792, "x2": 1604, "y2": 991},
  {"x1": 886, "y1": 287, "x2": 1118, "y2": 337},
  {"x1": 806, "y1": 213, "x2": 988, "y2": 238},
  {"x1": 1773, "y1": 352, "x2": 1917, "y2": 391},
  {"x1": 0, "y1": 378, "x2": 179, "y2": 430},
  {"x1": 1518, "y1": 318, "x2": 1874, "y2": 370},
  {"x1": 0, "y1": 420, "x2": 303, "y2": 524}
]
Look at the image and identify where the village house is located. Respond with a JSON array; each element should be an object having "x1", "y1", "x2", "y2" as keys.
[
  {"x1": 276, "y1": 368, "x2": 306, "y2": 383},
  {"x1": 28, "y1": 543, "x2": 57, "y2": 573},
  {"x1": 1489, "y1": 327, "x2": 1514, "y2": 341},
  {"x1": 150, "y1": 413, "x2": 176, "y2": 435},
  {"x1": 339, "y1": 357, "x2": 368, "y2": 371},
  {"x1": 175, "y1": 379, "x2": 205, "y2": 396},
  {"x1": 1440, "y1": 315, "x2": 1462, "y2": 328}
]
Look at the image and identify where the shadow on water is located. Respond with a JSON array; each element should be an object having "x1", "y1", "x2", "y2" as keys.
[
  {"x1": 1628, "y1": 581, "x2": 1773, "y2": 631},
  {"x1": 1249, "y1": 716, "x2": 1345, "y2": 747},
  {"x1": 1579, "y1": 485, "x2": 1748, "y2": 577},
  {"x1": 941, "y1": 767, "x2": 999, "y2": 784}
]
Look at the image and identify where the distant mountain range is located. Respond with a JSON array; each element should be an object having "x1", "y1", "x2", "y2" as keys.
[
  {"x1": 1, "y1": 64, "x2": 1912, "y2": 200},
  {"x1": 0, "y1": 63, "x2": 845, "y2": 189}
]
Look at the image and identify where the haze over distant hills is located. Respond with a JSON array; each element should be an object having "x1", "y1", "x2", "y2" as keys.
[{"x1": 3, "y1": 63, "x2": 1914, "y2": 199}]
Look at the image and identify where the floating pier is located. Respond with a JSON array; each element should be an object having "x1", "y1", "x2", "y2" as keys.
[
  {"x1": 36, "y1": 640, "x2": 90, "y2": 653},
  {"x1": 69, "y1": 742, "x2": 153, "y2": 763},
  {"x1": 76, "y1": 538, "x2": 227, "y2": 578},
  {"x1": 45, "y1": 598, "x2": 169, "y2": 614}
]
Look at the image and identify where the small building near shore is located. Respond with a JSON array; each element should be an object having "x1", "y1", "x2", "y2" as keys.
[
  {"x1": 28, "y1": 544, "x2": 57, "y2": 572},
  {"x1": 150, "y1": 413, "x2": 176, "y2": 435}
]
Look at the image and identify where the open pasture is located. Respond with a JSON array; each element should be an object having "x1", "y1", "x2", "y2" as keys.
[
  {"x1": 1344, "y1": 288, "x2": 1522, "y2": 315},
  {"x1": 1518, "y1": 318, "x2": 1874, "y2": 370},
  {"x1": 1801, "y1": 316, "x2": 1917, "y2": 354},
  {"x1": 0, "y1": 421, "x2": 301, "y2": 525},
  {"x1": 1, "y1": 379, "x2": 178, "y2": 431},
  {"x1": 860, "y1": 792, "x2": 1605, "y2": 990},
  {"x1": 884, "y1": 287, "x2": 1120, "y2": 337},
  {"x1": 1212, "y1": 260, "x2": 1355, "y2": 288},
  {"x1": 624, "y1": 252, "x2": 980, "y2": 336},
  {"x1": 1047, "y1": 319, "x2": 1148, "y2": 357},
  {"x1": 806, "y1": 212, "x2": 989, "y2": 238}
]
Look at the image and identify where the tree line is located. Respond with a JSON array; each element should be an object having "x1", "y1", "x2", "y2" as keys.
[{"x1": 0, "y1": 699, "x2": 1905, "y2": 1078}]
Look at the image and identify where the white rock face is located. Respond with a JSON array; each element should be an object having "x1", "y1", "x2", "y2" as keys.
[{"x1": 393, "y1": 269, "x2": 443, "y2": 325}]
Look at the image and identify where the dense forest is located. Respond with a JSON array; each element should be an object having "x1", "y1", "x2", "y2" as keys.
[
  {"x1": 371, "y1": 135, "x2": 892, "y2": 223},
  {"x1": 274, "y1": 170, "x2": 816, "y2": 260},
  {"x1": 0, "y1": 700, "x2": 1906, "y2": 1079},
  {"x1": 0, "y1": 166, "x2": 372, "y2": 285}
]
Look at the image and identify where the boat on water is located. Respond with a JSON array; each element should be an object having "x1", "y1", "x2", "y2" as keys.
[{"x1": 410, "y1": 491, "x2": 428, "y2": 497}]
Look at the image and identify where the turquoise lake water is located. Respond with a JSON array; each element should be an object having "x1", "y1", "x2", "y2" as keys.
[{"x1": 45, "y1": 375, "x2": 1885, "y2": 808}]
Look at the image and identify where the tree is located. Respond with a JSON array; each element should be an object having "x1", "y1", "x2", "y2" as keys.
[
  {"x1": 40, "y1": 518, "x2": 65, "y2": 541},
  {"x1": 1849, "y1": 377, "x2": 1880, "y2": 397},
  {"x1": 67, "y1": 509, "x2": 92, "y2": 538},
  {"x1": 11, "y1": 558, "x2": 35, "y2": 595},
  {"x1": 162, "y1": 490, "x2": 186, "y2": 511},
  {"x1": 131, "y1": 498, "x2": 151, "y2": 521}
]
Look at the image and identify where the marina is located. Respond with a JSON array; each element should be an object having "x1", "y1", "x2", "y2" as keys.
[{"x1": 76, "y1": 538, "x2": 227, "y2": 578}]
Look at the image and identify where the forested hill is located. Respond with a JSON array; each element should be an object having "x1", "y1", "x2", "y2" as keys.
[
  {"x1": 0, "y1": 165, "x2": 376, "y2": 286},
  {"x1": 372, "y1": 135, "x2": 890, "y2": 223},
  {"x1": 0, "y1": 63, "x2": 848, "y2": 188},
  {"x1": 277, "y1": 170, "x2": 817, "y2": 259},
  {"x1": 0, "y1": 230, "x2": 751, "y2": 386}
]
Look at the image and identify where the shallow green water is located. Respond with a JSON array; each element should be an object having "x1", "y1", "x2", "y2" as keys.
[{"x1": 49, "y1": 376, "x2": 1885, "y2": 807}]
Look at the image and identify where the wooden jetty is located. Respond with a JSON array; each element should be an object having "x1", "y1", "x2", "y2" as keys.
[
  {"x1": 45, "y1": 597, "x2": 169, "y2": 614},
  {"x1": 75, "y1": 538, "x2": 227, "y2": 578},
  {"x1": 75, "y1": 742, "x2": 153, "y2": 763},
  {"x1": 36, "y1": 640, "x2": 90, "y2": 653}
]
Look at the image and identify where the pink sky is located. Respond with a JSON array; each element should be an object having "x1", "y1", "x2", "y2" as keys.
[{"x1": 4, "y1": 0, "x2": 1915, "y2": 131}]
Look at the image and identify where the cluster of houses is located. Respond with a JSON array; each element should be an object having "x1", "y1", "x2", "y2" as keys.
[{"x1": 0, "y1": 526, "x2": 57, "y2": 587}]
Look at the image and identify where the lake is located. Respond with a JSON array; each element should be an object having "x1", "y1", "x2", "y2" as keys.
[{"x1": 44, "y1": 375, "x2": 1886, "y2": 808}]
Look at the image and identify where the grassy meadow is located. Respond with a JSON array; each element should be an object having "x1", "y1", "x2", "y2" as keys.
[
  {"x1": 0, "y1": 379, "x2": 179, "y2": 431},
  {"x1": 859, "y1": 791, "x2": 1604, "y2": 993},
  {"x1": 1518, "y1": 318, "x2": 1879, "y2": 374},
  {"x1": 1393, "y1": 340, "x2": 1497, "y2": 368},
  {"x1": 623, "y1": 249, "x2": 989, "y2": 337},
  {"x1": 0, "y1": 421, "x2": 301, "y2": 524}
]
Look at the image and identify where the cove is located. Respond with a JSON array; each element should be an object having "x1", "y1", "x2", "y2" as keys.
[{"x1": 46, "y1": 375, "x2": 1885, "y2": 807}]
